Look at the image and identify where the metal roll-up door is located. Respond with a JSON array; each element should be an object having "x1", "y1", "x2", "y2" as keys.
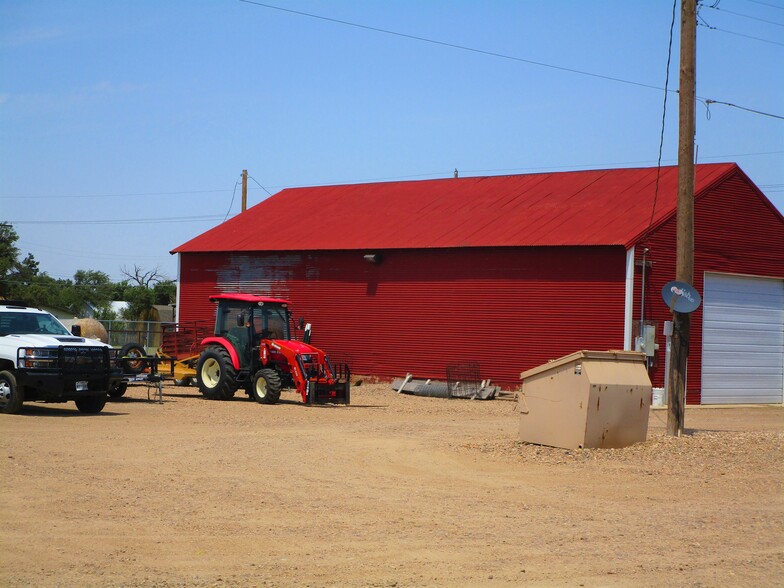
[{"x1": 702, "y1": 273, "x2": 784, "y2": 404}]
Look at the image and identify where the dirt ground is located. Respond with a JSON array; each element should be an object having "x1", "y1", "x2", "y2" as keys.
[{"x1": 1, "y1": 381, "x2": 782, "y2": 588}]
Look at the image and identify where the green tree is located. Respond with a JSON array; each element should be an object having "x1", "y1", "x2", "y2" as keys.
[
  {"x1": 121, "y1": 285, "x2": 157, "y2": 320},
  {"x1": 1, "y1": 224, "x2": 47, "y2": 303},
  {"x1": 153, "y1": 280, "x2": 176, "y2": 305},
  {"x1": 73, "y1": 270, "x2": 114, "y2": 313},
  {"x1": 119, "y1": 268, "x2": 175, "y2": 321},
  {"x1": 0, "y1": 223, "x2": 20, "y2": 275}
]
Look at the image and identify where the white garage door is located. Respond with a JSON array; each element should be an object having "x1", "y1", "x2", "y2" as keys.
[{"x1": 702, "y1": 273, "x2": 784, "y2": 404}]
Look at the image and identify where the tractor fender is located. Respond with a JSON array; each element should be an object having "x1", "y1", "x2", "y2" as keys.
[{"x1": 200, "y1": 337, "x2": 242, "y2": 370}]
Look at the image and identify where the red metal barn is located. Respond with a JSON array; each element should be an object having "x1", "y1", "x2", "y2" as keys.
[{"x1": 172, "y1": 163, "x2": 784, "y2": 404}]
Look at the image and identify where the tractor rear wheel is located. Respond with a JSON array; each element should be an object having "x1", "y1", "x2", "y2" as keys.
[
  {"x1": 251, "y1": 369, "x2": 282, "y2": 404},
  {"x1": 196, "y1": 345, "x2": 239, "y2": 400}
]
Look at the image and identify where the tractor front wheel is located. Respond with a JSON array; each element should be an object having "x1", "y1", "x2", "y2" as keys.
[
  {"x1": 196, "y1": 346, "x2": 239, "y2": 400},
  {"x1": 251, "y1": 369, "x2": 282, "y2": 404}
]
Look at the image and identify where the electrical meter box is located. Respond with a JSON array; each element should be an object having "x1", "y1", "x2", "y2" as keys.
[{"x1": 519, "y1": 350, "x2": 652, "y2": 449}]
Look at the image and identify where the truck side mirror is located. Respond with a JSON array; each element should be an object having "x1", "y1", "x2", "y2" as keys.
[
  {"x1": 298, "y1": 317, "x2": 305, "y2": 330},
  {"x1": 71, "y1": 324, "x2": 82, "y2": 337}
]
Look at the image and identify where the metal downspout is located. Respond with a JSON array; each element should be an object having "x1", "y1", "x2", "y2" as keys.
[
  {"x1": 175, "y1": 253, "x2": 182, "y2": 323},
  {"x1": 641, "y1": 247, "x2": 649, "y2": 369},
  {"x1": 624, "y1": 247, "x2": 635, "y2": 351}
]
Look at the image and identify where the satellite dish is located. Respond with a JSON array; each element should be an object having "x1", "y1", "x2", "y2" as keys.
[{"x1": 662, "y1": 281, "x2": 701, "y2": 313}]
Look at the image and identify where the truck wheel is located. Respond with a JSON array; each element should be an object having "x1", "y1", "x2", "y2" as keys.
[
  {"x1": 109, "y1": 382, "x2": 128, "y2": 398},
  {"x1": 0, "y1": 370, "x2": 24, "y2": 414},
  {"x1": 251, "y1": 369, "x2": 282, "y2": 404},
  {"x1": 196, "y1": 345, "x2": 239, "y2": 400},
  {"x1": 119, "y1": 343, "x2": 147, "y2": 375},
  {"x1": 75, "y1": 394, "x2": 107, "y2": 414}
]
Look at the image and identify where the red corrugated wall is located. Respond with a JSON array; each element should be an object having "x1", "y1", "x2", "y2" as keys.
[
  {"x1": 178, "y1": 246, "x2": 628, "y2": 387},
  {"x1": 634, "y1": 171, "x2": 784, "y2": 403}
]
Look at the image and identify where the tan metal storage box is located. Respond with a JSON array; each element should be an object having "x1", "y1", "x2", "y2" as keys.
[{"x1": 519, "y1": 350, "x2": 651, "y2": 449}]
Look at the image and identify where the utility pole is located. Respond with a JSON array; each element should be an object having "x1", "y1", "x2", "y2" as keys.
[
  {"x1": 667, "y1": 0, "x2": 697, "y2": 436},
  {"x1": 241, "y1": 169, "x2": 248, "y2": 212}
]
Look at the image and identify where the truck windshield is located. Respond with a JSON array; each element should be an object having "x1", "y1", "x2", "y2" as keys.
[{"x1": 0, "y1": 312, "x2": 71, "y2": 336}]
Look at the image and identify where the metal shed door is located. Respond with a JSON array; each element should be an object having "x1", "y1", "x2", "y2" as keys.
[{"x1": 702, "y1": 273, "x2": 784, "y2": 404}]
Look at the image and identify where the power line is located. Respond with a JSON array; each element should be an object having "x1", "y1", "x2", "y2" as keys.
[
  {"x1": 705, "y1": 99, "x2": 784, "y2": 120},
  {"x1": 17, "y1": 240, "x2": 166, "y2": 261},
  {"x1": 4, "y1": 152, "x2": 780, "y2": 212},
  {"x1": 238, "y1": 0, "x2": 667, "y2": 93},
  {"x1": 264, "y1": 151, "x2": 784, "y2": 189},
  {"x1": 650, "y1": 0, "x2": 679, "y2": 230},
  {"x1": 223, "y1": 178, "x2": 241, "y2": 222},
  {"x1": 703, "y1": 3, "x2": 784, "y2": 26},
  {"x1": 741, "y1": 0, "x2": 784, "y2": 10},
  {"x1": 7, "y1": 215, "x2": 224, "y2": 226},
  {"x1": 238, "y1": 1, "x2": 783, "y2": 122},
  {"x1": 699, "y1": 21, "x2": 784, "y2": 46},
  {"x1": 0, "y1": 187, "x2": 271, "y2": 200},
  {"x1": 248, "y1": 176, "x2": 273, "y2": 196}
]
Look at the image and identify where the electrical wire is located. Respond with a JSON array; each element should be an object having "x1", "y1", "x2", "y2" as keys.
[
  {"x1": 0, "y1": 188, "x2": 235, "y2": 200},
  {"x1": 239, "y1": 1, "x2": 782, "y2": 122},
  {"x1": 703, "y1": 3, "x2": 784, "y2": 26},
  {"x1": 238, "y1": 0, "x2": 668, "y2": 93},
  {"x1": 698, "y1": 20, "x2": 784, "y2": 46},
  {"x1": 650, "y1": 0, "x2": 679, "y2": 231},
  {"x1": 222, "y1": 178, "x2": 241, "y2": 222},
  {"x1": 8, "y1": 215, "x2": 224, "y2": 226},
  {"x1": 0, "y1": 185, "x2": 268, "y2": 201},
  {"x1": 5, "y1": 151, "x2": 781, "y2": 210},
  {"x1": 704, "y1": 99, "x2": 784, "y2": 120},
  {"x1": 17, "y1": 240, "x2": 165, "y2": 261},
  {"x1": 741, "y1": 0, "x2": 784, "y2": 10},
  {"x1": 248, "y1": 176, "x2": 273, "y2": 196},
  {"x1": 265, "y1": 150, "x2": 784, "y2": 189}
]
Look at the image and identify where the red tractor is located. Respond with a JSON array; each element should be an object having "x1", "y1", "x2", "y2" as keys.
[{"x1": 195, "y1": 293, "x2": 350, "y2": 405}]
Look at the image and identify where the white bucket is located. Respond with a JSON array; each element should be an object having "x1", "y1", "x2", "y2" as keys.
[{"x1": 651, "y1": 387, "x2": 666, "y2": 407}]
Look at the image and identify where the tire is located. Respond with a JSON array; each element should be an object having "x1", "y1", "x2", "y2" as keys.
[
  {"x1": 109, "y1": 382, "x2": 128, "y2": 398},
  {"x1": 0, "y1": 370, "x2": 24, "y2": 414},
  {"x1": 251, "y1": 369, "x2": 282, "y2": 404},
  {"x1": 196, "y1": 345, "x2": 239, "y2": 400},
  {"x1": 119, "y1": 343, "x2": 147, "y2": 375},
  {"x1": 75, "y1": 394, "x2": 107, "y2": 414}
]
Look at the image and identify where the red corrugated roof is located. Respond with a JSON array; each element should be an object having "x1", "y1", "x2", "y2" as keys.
[{"x1": 172, "y1": 163, "x2": 740, "y2": 253}]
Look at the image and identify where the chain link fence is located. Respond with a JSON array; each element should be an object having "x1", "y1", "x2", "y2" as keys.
[{"x1": 100, "y1": 320, "x2": 166, "y2": 352}]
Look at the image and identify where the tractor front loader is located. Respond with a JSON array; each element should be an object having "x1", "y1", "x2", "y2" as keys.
[{"x1": 195, "y1": 293, "x2": 350, "y2": 405}]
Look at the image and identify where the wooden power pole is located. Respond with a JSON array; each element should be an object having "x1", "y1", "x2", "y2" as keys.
[
  {"x1": 241, "y1": 169, "x2": 248, "y2": 212},
  {"x1": 667, "y1": 0, "x2": 697, "y2": 437}
]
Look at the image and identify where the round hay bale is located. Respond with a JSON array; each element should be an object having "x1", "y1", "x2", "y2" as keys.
[{"x1": 75, "y1": 318, "x2": 109, "y2": 343}]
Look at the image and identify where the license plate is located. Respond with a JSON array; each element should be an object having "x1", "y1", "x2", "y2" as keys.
[{"x1": 76, "y1": 381, "x2": 88, "y2": 391}]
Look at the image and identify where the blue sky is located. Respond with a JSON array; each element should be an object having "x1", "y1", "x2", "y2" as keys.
[{"x1": 2, "y1": 0, "x2": 782, "y2": 283}]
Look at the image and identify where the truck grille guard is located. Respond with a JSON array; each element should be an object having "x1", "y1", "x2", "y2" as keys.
[{"x1": 17, "y1": 346, "x2": 113, "y2": 374}]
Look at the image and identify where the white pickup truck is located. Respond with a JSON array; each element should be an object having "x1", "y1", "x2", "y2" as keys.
[{"x1": 0, "y1": 301, "x2": 121, "y2": 414}]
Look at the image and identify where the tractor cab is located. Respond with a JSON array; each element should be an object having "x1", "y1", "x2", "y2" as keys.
[{"x1": 212, "y1": 295, "x2": 291, "y2": 366}]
